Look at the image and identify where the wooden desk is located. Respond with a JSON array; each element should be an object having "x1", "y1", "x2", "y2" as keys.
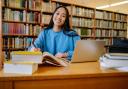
[{"x1": 0, "y1": 62, "x2": 128, "y2": 89}]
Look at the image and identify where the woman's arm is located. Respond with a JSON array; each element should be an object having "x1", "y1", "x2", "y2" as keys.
[
  {"x1": 67, "y1": 36, "x2": 81, "y2": 60},
  {"x1": 28, "y1": 30, "x2": 45, "y2": 52},
  {"x1": 55, "y1": 36, "x2": 80, "y2": 60}
]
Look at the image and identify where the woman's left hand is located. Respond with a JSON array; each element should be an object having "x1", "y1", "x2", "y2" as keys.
[{"x1": 55, "y1": 52, "x2": 68, "y2": 58}]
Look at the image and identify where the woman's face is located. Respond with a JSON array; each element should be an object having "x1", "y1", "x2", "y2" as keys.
[{"x1": 53, "y1": 7, "x2": 66, "y2": 27}]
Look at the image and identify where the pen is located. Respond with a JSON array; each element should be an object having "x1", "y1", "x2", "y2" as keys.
[
  {"x1": 32, "y1": 43, "x2": 36, "y2": 48},
  {"x1": 31, "y1": 39, "x2": 36, "y2": 48}
]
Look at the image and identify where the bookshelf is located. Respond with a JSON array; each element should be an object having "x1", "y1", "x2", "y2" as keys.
[
  {"x1": 94, "y1": 9, "x2": 113, "y2": 45},
  {"x1": 0, "y1": 1, "x2": 2, "y2": 60},
  {"x1": 1, "y1": 0, "x2": 128, "y2": 59},
  {"x1": 2, "y1": 0, "x2": 43, "y2": 58},
  {"x1": 72, "y1": 4, "x2": 95, "y2": 40},
  {"x1": 94, "y1": 9, "x2": 127, "y2": 45}
]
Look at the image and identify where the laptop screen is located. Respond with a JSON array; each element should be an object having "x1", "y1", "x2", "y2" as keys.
[{"x1": 71, "y1": 40, "x2": 105, "y2": 63}]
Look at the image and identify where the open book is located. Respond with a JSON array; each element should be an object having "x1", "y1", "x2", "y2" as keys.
[{"x1": 11, "y1": 51, "x2": 70, "y2": 67}]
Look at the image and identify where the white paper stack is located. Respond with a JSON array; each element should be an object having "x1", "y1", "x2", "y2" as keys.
[{"x1": 100, "y1": 53, "x2": 128, "y2": 70}]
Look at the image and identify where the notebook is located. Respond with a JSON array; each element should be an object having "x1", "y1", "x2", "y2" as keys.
[{"x1": 71, "y1": 40, "x2": 105, "y2": 63}]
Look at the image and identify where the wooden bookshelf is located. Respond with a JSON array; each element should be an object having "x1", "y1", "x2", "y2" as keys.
[
  {"x1": 94, "y1": 9, "x2": 127, "y2": 45},
  {"x1": 1, "y1": 0, "x2": 42, "y2": 59},
  {"x1": 71, "y1": 4, "x2": 95, "y2": 40},
  {"x1": 1, "y1": 0, "x2": 128, "y2": 59},
  {"x1": 0, "y1": 0, "x2": 2, "y2": 61}
]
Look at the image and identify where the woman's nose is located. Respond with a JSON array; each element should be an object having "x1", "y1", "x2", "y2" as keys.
[{"x1": 57, "y1": 15, "x2": 62, "y2": 19}]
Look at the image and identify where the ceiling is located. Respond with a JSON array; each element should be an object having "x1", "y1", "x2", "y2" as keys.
[
  {"x1": 79, "y1": 0, "x2": 128, "y2": 14},
  {"x1": 53, "y1": 0, "x2": 128, "y2": 14}
]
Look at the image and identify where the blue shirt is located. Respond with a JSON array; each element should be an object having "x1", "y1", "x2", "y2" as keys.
[{"x1": 34, "y1": 28, "x2": 80, "y2": 60}]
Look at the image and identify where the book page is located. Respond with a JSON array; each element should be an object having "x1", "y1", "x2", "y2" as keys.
[{"x1": 42, "y1": 52, "x2": 69, "y2": 66}]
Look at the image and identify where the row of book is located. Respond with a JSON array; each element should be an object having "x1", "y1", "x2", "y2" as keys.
[
  {"x1": 95, "y1": 29, "x2": 111, "y2": 37},
  {"x1": 42, "y1": 1, "x2": 56, "y2": 13},
  {"x1": 74, "y1": 27, "x2": 126, "y2": 38},
  {"x1": 3, "y1": 8, "x2": 41, "y2": 23},
  {"x1": 2, "y1": 0, "x2": 43, "y2": 11},
  {"x1": 41, "y1": 14, "x2": 51, "y2": 24},
  {"x1": 95, "y1": 20, "x2": 113, "y2": 28},
  {"x1": 96, "y1": 39, "x2": 111, "y2": 45},
  {"x1": 3, "y1": 8, "x2": 127, "y2": 30},
  {"x1": 72, "y1": 17, "x2": 93, "y2": 27},
  {"x1": 96, "y1": 30, "x2": 126, "y2": 38},
  {"x1": 72, "y1": 18, "x2": 127, "y2": 30},
  {"x1": 3, "y1": 8, "x2": 26, "y2": 22},
  {"x1": 2, "y1": 18, "x2": 126, "y2": 38},
  {"x1": 42, "y1": 2, "x2": 71, "y2": 14},
  {"x1": 95, "y1": 10, "x2": 127, "y2": 22},
  {"x1": 113, "y1": 22, "x2": 127, "y2": 30},
  {"x1": 28, "y1": 0, "x2": 42, "y2": 10},
  {"x1": 96, "y1": 29, "x2": 126, "y2": 37},
  {"x1": 2, "y1": 0, "x2": 127, "y2": 23},
  {"x1": 95, "y1": 10, "x2": 113, "y2": 20},
  {"x1": 114, "y1": 13, "x2": 127, "y2": 22},
  {"x1": 27, "y1": 11, "x2": 41, "y2": 23},
  {"x1": 74, "y1": 28, "x2": 93, "y2": 36},
  {"x1": 113, "y1": 30, "x2": 127, "y2": 37},
  {"x1": 2, "y1": 23, "x2": 42, "y2": 36},
  {"x1": 95, "y1": 20, "x2": 127, "y2": 29},
  {"x1": 2, "y1": 0, "x2": 69, "y2": 14},
  {"x1": 2, "y1": 0, "x2": 26, "y2": 8},
  {"x1": 3, "y1": 22, "x2": 126, "y2": 35},
  {"x1": 3, "y1": 37, "x2": 34, "y2": 49},
  {"x1": 72, "y1": 6, "x2": 94, "y2": 18}
]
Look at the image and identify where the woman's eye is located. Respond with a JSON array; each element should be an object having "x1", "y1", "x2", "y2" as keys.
[
  {"x1": 56, "y1": 13, "x2": 59, "y2": 15},
  {"x1": 62, "y1": 15, "x2": 66, "y2": 17}
]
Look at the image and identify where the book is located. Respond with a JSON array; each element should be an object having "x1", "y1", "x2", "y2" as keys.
[
  {"x1": 105, "y1": 53, "x2": 128, "y2": 60},
  {"x1": 106, "y1": 53, "x2": 128, "y2": 56},
  {"x1": 11, "y1": 51, "x2": 69, "y2": 67},
  {"x1": 4, "y1": 61, "x2": 38, "y2": 74},
  {"x1": 11, "y1": 51, "x2": 43, "y2": 63}
]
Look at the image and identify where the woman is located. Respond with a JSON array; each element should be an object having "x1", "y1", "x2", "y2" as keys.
[{"x1": 31, "y1": 6, "x2": 80, "y2": 61}]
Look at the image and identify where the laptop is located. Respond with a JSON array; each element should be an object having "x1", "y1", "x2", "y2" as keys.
[{"x1": 71, "y1": 40, "x2": 105, "y2": 63}]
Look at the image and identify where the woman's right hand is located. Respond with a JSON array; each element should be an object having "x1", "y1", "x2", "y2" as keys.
[
  {"x1": 33, "y1": 48, "x2": 41, "y2": 52},
  {"x1": 30, "y1": 46, "x2": 41, "y2": 52}
]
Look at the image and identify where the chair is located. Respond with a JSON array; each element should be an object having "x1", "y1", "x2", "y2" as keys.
[{"x1": 108, "y1": 38, "x2": 128, "y2": 53}]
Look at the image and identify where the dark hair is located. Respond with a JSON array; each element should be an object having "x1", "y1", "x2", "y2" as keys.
[{"x1": 45, "y1": 6, "x2": 78, "y2": 36}]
